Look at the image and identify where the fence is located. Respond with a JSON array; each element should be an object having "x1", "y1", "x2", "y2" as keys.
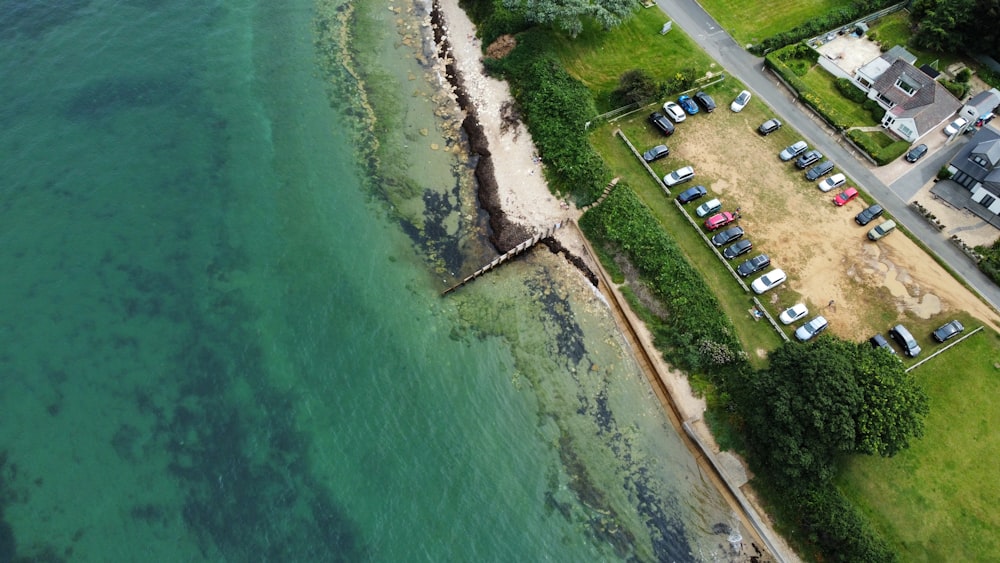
[{"x1": 806, "y1": 1, "x2": 910, "y2": 48}]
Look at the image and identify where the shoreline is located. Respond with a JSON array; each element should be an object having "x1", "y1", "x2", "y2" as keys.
[{"x1": 430, "y1": 1, "x2": 797, "y2": 560}]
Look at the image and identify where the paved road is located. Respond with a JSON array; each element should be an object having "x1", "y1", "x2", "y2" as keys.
[{"x1": 655, "y1": 0, "x2": 1000, "y2": 313}]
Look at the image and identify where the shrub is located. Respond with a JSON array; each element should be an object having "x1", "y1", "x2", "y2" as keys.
[
  {"x1": 862, "y1": 98, "x2": 884, "y2": 121},
  {"x1": 847, "y1": 129, "x2": 909, "y2": 165},
  {"x1": 957, "y1": 68, "x2": 972, "y2": 83},
  {"x1": 938, "y1": 166, "x2": 953, "y2": 180},
  {"x1": 975, "y1": 238, "x2": 1000, "y2": 283},
  {"x1": 461, "y1": 0, "x2": 530, "y2": 46},
  {"x1": 941, "y1": 79, "x2": 970, "y2": 100},
  {"x1": 835, "y1": 77, "x2": 867, "y2": 103},
  {"x1": 609, "y1": 69, "x2": 663, "y2": 106}
]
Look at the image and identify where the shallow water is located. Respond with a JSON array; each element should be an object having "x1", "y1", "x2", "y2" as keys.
[{"x1": 0, "y1": 0, "x2": 741, "y2": 560}]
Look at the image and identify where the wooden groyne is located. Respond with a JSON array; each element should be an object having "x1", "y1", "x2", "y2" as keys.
[{"x1": 442, "y1": 221, "x2": 566, "y2": 295}]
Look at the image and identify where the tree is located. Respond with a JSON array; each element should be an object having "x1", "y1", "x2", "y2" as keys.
[
  {"x1": 609, "y1": 69, "x2": 663, "y2": 106},
  {"x1": 736, "y1": 337, "x2": 928, "y2": 485},
  {"x1": 502, "y1": 0, "x2": 640, "y2": 37}
]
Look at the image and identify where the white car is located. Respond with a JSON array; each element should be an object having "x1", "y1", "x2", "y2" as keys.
[
  {"x1": 730, "y1": 90, "x2": 751, "y2": 112},
  {"x1": 778, "y1": 303, "x2": 809, "y2": 325},
  {"x1": 779, "y1": 140, "x2": 808, "y2": 161},
  {"x1": 795, "y1": 316, "x2": 829, "y2": 342},
  {"x1": 695, "y1": 198, "x2": 722, "y2": 217},
  {"x1": 817, "y1": 173, "x2": 846, "y2": 192},
  {"x1": 662, "y1": 101, "x2": 686, "y2": 123},
  {"x1": 663, "y1": 165, "x2": 695, "y2": 187},
  {"x1": 944, "y1": 116, "x2": 968, "y2": 136},
  {"x1": 751, "y1": 268, "x2": 786, "y2": 294}
]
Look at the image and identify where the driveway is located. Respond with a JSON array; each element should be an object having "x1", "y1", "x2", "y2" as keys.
[{"x1": 655, "y1": 0, "x2": 1000, "y2": 313}]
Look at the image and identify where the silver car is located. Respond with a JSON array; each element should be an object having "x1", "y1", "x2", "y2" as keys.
[{"x1": 795, "y1": 316, "x2": 828, "y2": 341}]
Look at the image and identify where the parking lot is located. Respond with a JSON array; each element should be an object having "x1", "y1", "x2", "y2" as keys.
[{"x1": 624, "y1": 99, "x2": 1000, "y2": 347}]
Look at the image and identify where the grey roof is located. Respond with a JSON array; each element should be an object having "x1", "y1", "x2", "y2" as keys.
[
  {"x1": 971, "y1": 139, "x2": 1000, "y2": 166},
  {"x1": 882, "y1": 45, "x2": 918, "y2": 66},
  {"x1": 951, "y1": 125, "x2": 1000, "y2": 191},
  {"x1": 965, "y1": 88, "x2": 1000, "y2": 116},
  {"x1": 877, "y1": 59, "x2": 962, "y2": 133}
]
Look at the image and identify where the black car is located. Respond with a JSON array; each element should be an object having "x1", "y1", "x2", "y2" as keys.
[
  {"x1": 854, "y1": 204, "x2": 884, "y2": 226},
  {"x1": 905, "y1": 143, "x2": 928, "y2": 163},
  {"x1": 676, "y1": 185, "x2": 708, "y2": 204},
  {"x1": 711, "y1": 226, "x2": 744, "y2": 247},
  {"x1": 804, "y1": 160, "x2": 835, "y2": 181},
  {"x1": 642, "y1": 144, "x2": 670, "y2": 162},
  {"x1": 649, "y1": 112, "x2": 675, "y2": 136},
  {"x1": 736, "y1": 254, "x2": 770, "y2": 277},
  {"x1": 758, "y1": 118, "x2": 782, "y2": 135},
  {"x1": 869, "y1": 334, "x2": 896, "y2": 354},
  {"x1": 795, "y1": 150, "x2": 823, "y2": 169},
  {"x1": 722, "y1": 238, "x2": 753, "y2": 259},
  {"x1": 694, "y1": 91, "x2": 716, "y2": 113},
  {"x1": 932, "y1": 320, "x2": 965, "y2": 342}
]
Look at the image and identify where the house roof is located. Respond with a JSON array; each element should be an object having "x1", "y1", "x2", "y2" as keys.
[
  {"x1": 951, "y1": 125, "x2": 1000, "y2": 191},
  {"x1": 972, "y1": 139, "x2": 1000, "y2": 166},
  {"x1": 965, "y1": 88, "x2": 1000, "y2": 116},
  {"x1": 878, "y1": 59, "x2": 961, "y2": 133},
  {"x1": 883, "y1": 45, "x2": 918, "y2": 66}
]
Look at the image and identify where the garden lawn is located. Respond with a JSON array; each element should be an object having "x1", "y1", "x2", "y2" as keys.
[
  {"x1": 868, "y1": 12, "x2": 962, "y2": 71},
  {"x1": 798, "y1": 64, "x2": 879, "y2": 127},
  {"x1": 836, "y1": 328, "x2": 1000, "y2": 562},
  {"x1": 550, "y1": 8, "x2": 718, "y2": 112},
  {"x1": 696, "y1": 0, "x2": 852, "y2": 47}
]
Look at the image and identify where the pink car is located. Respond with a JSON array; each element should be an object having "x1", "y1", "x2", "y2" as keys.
[
  {"x1": 704, "y1": 212, "x2": 736, "y2": 231},
  {"x1": 833, "y1": 187, "x2": 859, "y2": 206}
]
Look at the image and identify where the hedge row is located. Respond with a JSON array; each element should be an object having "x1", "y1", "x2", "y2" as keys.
[
  {"x1": 766, "y1": 46, "x2": 854, "y2": 131},
  {"x1": 483, "y1": 30, "x2": 612, "y2": 202},
  {"x1": 578, "y1": 186, "x2": 746, "y2": 379},
  {"x1": 846, "y1": 129, "x2": 910, "y2": 165},
  {"x1": 749, "y1": 0, "x2": 899, "y2": 55}
]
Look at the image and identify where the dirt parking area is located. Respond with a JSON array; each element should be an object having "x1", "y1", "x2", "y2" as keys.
[{"x1": 639, "y1": 106, "x2": 1000, "y2": 339}]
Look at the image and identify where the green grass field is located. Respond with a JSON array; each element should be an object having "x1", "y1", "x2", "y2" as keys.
[
  {"x1": 697, "y1": 0, "x2": 853, "y2": 46},
  {"x1": 837, "y1": 328, "x2": 1000, "y2": 562},
  {"x1": 798, "y1": 65, "x2": 880, "y2": 127},
  {"x1": 550, "y1": 8, "x2": 719, "y2": 112}
]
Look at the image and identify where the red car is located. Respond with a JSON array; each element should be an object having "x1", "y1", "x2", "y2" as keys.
[
  {"x1": 833, "y1": 187, "x2": 859, "y2": 206},
  {"x1": 704, "y1": 211, "x2": 736, "y2": 231}
]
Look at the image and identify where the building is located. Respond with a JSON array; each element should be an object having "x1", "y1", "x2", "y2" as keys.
[
  {"x1": 959, "y1": 88, "x2": 1000, "y2": 126},
  {"x1": 947, "y1": 125, "x2": 1000, "y2": 215},
  {"x1": 851, "y1": 46, "x2": 961, "y2": 142}
]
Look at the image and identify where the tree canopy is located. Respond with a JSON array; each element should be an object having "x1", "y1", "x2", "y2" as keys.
[
  {"x1": 736, "y1": 337, "x2": 928, "y2": 485},
  {"x1": 911, "y1": 0, "x2": 1000, "y2": 56},
  {"x1": 502, "y1": 0, "x2": 640, "y2": 37}
]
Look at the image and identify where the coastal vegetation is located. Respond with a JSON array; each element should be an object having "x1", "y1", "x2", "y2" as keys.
[{"x1": 461, "y1": 0, "x2": 996, "y2": 559}]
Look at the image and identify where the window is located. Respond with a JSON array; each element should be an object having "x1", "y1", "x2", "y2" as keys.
[
  {"x1": 877, "y1": 93, "x2": 895, "y2": 108},
  {"x1": 981, "y1": 194, "x2": 996, "y2": 208},
  {"x1": 898, "y1": 124, "x2": 913, "y2": 137},
  {"x1": 972, "y1": 155, "x2": 989, "y2": 167},
  {"x1": 894, "y1": 78, "x2": 917, "y2": 96}
]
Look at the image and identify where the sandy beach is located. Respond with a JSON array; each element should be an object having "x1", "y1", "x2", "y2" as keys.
[{"x1": 433, "y1": 1, "x2": 797, "y2": 559}]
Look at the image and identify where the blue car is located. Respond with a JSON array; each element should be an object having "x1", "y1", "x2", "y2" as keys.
[{"x1": 678, "y1": 95, "x2": 699, "y2": 115}]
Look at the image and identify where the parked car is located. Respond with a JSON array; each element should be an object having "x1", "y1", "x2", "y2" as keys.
[
  {"x1": 704, "y1": 212, "x2": 736, "y2": 231},
  {"x1": 889, "y1": 324, "x2": 921, "y2": 357},
  {"x1": 694, "y1": 91, "x2": 716, "y2": 113},
  {"x1": 712, "y1": 226, "x2": 745, "y2": 247},
  {"x1": 944, "y1": 116, "x2": 968, "y2": 136},
  {"x1": 676, "y1": 185, "x2": 707, "y2": 204},
  {"x1": 867, "y1": 219, "x2": 897, "y2": 241},
  {"x1": 663, "y1": 101, "x2": 686, "y2": 123},
  {"x1": 678, "y1": 95, "x2": 699, "y2": 115},
  {"x1": 722, "y1": 238, "x2": 753, "y2": 259},
  {"x1": 779, "y1": 141, "x2": 808, "y2": 161},
  {"x1": 905, "y1": 143, "x2": 928, "y2": 163},
  {"x1": 751, "y1": 268, "x2": 786, "y2": 294},
  {"x1": 795, "y1": 150, "x2": 823, "y2": 169},
  {"x1": 730, "y1": 90, "x2": 751, "y2": 112},
  {"x1": 869, "y1": 334, "x2": 895, "y2": 354},
  {"x1": 804, "y1": 160, "x2": 834, "y2": 180},
  {"x1": 795, "y1": 316, "x2": 829, "y2": 342},
  {"x1": 758, "y1": 118, "x2": 782, "y2": 135},
  {"x1": 649, "y1": 111, "x2": 675, "y2": 136},
  {"x1": 663, "y1": 165, "x2": 695, "y2": 187},
  {"x1": 932, "y1": 320, "x2": 965, "y2": 342},
  {"x1": 642, "y1": 144, "x2": 670, "y2": 163},
  {"x1": 818, "y1": 173, "x2": 846, "y2": 192},
  {"x1": 737, "y1": 254, "x2": 770, "y2": 277},
  {"x1": 778, "y1": 303, "x2": 808, "y2": 325},
  {"x1": 854, "y1": 204, "x2": 884, "y2": 226},
  {"x1": 695, "y1": 198, "x2": 722, "y2": 217},
  {"x1": 833, "y1": 187, "x2": 859, "y2": 206}
]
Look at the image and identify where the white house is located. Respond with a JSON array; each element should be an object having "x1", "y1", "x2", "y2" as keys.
[{"x1": 851, "y1": 46, "x2": 961, "y2": 142}]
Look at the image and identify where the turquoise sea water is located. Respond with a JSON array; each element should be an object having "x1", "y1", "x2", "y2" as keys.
[{"x1": 0, "y1": 0, "x2": 742, "y2": 561}]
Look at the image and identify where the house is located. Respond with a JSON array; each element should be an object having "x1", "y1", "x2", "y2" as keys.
[
  {"x1": 959, "y1": 88, "x2": 1000, "y2": 125},
  {"x1": 947, "y1": 124, "x2": 1000, "y2": 214},
  {"x1": 851, "y1": 46, "x2": 961, "y2": 142}
]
